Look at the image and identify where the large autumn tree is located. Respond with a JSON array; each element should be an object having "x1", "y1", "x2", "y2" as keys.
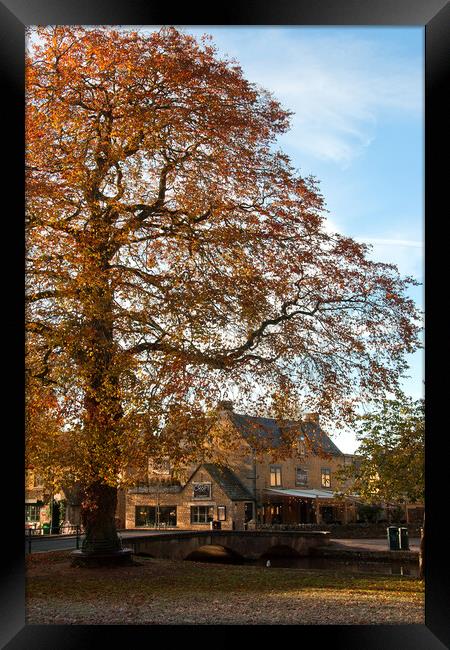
[{"x1": 26, "y1": 26, "x2": 421, "y2": 555}]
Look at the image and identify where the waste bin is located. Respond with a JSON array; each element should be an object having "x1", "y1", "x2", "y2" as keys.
[
  {"x1": 399, "y1": 527, "x2": 409, "y2": 550},
  {"x1": 42, "y1": 522, "x2": 50, "y2": 534},
  {"x1": 387, "y1": 525, "x2": 400, "y2": 550}
]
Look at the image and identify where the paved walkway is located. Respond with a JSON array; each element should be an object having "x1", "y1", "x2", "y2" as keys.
[
  {"x1": 329, "y1": 537, "x2": 420, "y2": 552},
  {"x1": 26, "y1": 531, "x2": 421, "y2": 554}
]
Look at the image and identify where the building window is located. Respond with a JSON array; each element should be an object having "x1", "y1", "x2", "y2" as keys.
[
  {"x1": 321, "y1": 468, "x2": 331, "y2": 488},
  {"x1": 148, "y1": 458, "x2": 171, "y2": 476},
  {"x1": 190, "y1": 505, "x2": 214, "y2": 524},
  {"x1": 135, "y1": 506, "x2": 156, "y2": 527},
  {"x1": 297, "y1": 436, "x2": 306, "y2": 456},
  {"x1": 192, "y1": 482, "x2": 212, "y2": 499},
  {"x1": 269, "y1": 466, "x2": 282, "y2": 487},
  {"x1": 158, "y1": 506, "x2": 177, "y2": 527},
  {"x1": 135, "y1": 505, "x2": 177, "y2": 527},
  {"x1": 25, "y1": 504, "x2": 40, "y2": 522},
  {"x1": 295, "y1": 467, "x2": 308, "y2": 486},
  {"x1": 244, "y1": 502, "x2": 254, "y2": 523},
  {"x1": 217, "y1": 506, "x2": 227, "y2": 521}
]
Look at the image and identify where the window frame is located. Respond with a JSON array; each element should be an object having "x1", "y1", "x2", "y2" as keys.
[
  {"x1": 135, "y1": 505, "x2": 177, "y2": 527},
  {"x1": 190, "y1": 505, "x2": 214, "y2": 524},
  {"x1": 217, "y1": 505, "x2": 227, "y2": 521},
  {"x1": 192, "y1": 482, "x2": 212, "y2": 499},
  {"x1": 297, "y1": 436, "x2": 306, "y2": 456},
  {"x1": 135, "y1": 505, "x2": 156, "y2": 527},
  {"x1": 295, "y1": 466, "x2": 309, "y2": 486},
  {"x1": 269, "y1": 465, "x2": 282, "y2": 487},
  {"x1": 25, "y1": 503, "x2": 40, "y2": 522},
  {"x1": 321, "y1": 467, "x2": 331, "y2": 488}
]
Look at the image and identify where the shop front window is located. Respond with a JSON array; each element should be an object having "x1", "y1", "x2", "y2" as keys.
[
  {"x1": 158, "y1": 506, "x2": 177, "y2": 527},
  {"x1": 135, "y1": 505, "x2": 177, "y2": 527},
  {"x1": 135, "y1": 506, "x2": 156, "y2": 527},
  {"x1": 25, "y1": 504, "x2": 40, "y2": 522}
]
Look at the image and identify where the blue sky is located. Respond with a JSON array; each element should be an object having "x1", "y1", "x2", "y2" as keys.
[
  {"x1": 176, "y1": 26, "x2": 424, "y2": 453},
  {"x1": 148, "y1": 26, "x2": 424, "y2": 452}
]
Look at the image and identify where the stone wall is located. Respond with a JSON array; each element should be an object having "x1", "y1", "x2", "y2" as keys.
[
  {"x1": 259, "y1": 522, "x2": 423, "y2": 538},
  {"x1": 124, "y1": 464, "x2": 251, "y2": 531}
]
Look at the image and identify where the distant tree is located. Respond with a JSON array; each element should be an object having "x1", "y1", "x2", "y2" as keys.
[
  {"x1": 337, "y1": 396, "x2": 424, "y2": 505},
  {"x1": 26, "y1": 26, "x2": 421, "y2": 557},
  {"x1": 337, "y1": 395, "x2": 424, "y2": 576}
]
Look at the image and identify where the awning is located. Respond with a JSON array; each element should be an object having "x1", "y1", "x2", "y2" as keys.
[
  {"x1": 265, "y1": 488, "x2": 362, "y2": 502},
  {"x1": 265, "y1": 488, "x2": 339, "y2": 499}
]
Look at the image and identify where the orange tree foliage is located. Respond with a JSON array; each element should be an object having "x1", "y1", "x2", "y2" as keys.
[{"x1": 26, "y1": 27, "x2": 421, "y2": 549}]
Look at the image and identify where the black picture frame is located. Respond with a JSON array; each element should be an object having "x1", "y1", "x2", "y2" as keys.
[
  {"x1": 192, "y1": 483, "x2": 212, "y2": 500},
  {"x1": 218, "y1": 506, "x2": 227, "y2": 522},
  {"x1": 2, "y1": 1, "x2": 448, "y2": 647}
]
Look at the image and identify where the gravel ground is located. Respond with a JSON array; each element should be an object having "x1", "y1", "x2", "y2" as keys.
[{"x1": 26, "y1": 552, "x2": 424, "y2": 626}]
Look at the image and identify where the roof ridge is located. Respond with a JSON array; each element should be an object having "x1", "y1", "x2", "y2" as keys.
[
  {"x1": 201, "y1": 462, "x2": 254, "y2": 501},
  {"x1": 228, "y1": 411, "x2": 343, "y2": 455}
]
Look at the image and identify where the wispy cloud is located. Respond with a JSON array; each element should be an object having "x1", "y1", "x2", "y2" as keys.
[
  {"x1": 322, "y1": 217, "x2": 423, "y2": 280},
  {"x1": 198, "y1": 28, "x2": 423, "y2": 166},
  {"x1": 356, "y1": 237, "x2": 422, "y2": 248}
]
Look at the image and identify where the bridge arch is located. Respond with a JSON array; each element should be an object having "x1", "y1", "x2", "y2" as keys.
[
  {"x1": 259, "y1": 544, "x2": 302, "y2": 559},
  {"x1": 184, "y1": 543, "x2": 244, "y2": 562}
]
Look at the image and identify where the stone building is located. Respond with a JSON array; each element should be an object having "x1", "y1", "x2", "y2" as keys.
[
  {"x1": 25, "y1": 469, "x2": 82, "y2": 531},
  {"x1": 25, "y1": 403, "x2": 424, "y2": 531},
  {"x1": 123, "y1": 402, "x2": 360, "y2": 531}
]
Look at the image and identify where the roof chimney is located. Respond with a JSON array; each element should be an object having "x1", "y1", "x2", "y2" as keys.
[{"x1": 217, "y1": 400, "x2": 234, "y2": 412}]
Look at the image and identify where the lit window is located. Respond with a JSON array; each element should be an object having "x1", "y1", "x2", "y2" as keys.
[
  {"x1": 25, "y1": 504, "x2": 40, "y2": 522},
  {"x1": 321, "y1": 468, "x2": 331, "y2": 488},
  {"x1": 270, "y1": 466, "x2": 282, "y2": 487}
]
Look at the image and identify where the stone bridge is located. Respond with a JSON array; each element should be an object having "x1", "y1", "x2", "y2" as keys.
[{"x1": 124, "y1": 530, "x2": 331, "y2": 560}]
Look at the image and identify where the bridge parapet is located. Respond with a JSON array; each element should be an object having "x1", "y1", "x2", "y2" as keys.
[{"x1": 127, "y1": 530, "x2": 331, "y2": 560}]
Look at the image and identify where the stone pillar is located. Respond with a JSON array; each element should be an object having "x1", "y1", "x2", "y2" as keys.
[{"x1": 315, "y1": 498, "x2": 321, "y2": 524}]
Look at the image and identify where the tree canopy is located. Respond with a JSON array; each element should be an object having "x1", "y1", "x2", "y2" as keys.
[{"x1": 25, "y1": 26, "x2": 421, "y2": 552}]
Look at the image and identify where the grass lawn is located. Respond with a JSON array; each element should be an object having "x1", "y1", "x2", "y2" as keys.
[{"x1": 26, "y1": 551, "x2": 424, "y2": 625}]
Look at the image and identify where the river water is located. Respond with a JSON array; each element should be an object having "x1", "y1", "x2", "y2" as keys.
[{"x1": 186, "y1": 545, "x2": 419, "y2": 577}]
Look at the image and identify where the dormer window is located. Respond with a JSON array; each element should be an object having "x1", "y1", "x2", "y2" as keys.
[{"x1": 297, "y1": 437, "x2": 306, "y2": 456}]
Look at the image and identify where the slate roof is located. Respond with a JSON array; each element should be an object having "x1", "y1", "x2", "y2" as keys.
[
  {"x1": 228, "y1": 412, "x2": 343, "y2": 456},
  {"x1": 201, "y1": 463, "x2": 254, "y2": 501}
]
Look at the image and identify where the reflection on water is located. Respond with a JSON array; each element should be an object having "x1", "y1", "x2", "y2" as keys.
[
  {"x1": 253, "y1": 556, "x2": 419, "y2": 577},
  {"x1": 186, "y1": 545, "x2": 419, "y2": 577}
]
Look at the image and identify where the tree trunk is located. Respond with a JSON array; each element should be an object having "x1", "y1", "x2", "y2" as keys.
[
  {"x1": 81, "y1": 481, "x2": 121, "y2": 554},
  {"x1": 419, "y1": 511, "x2": 425, "y2": 580}
]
